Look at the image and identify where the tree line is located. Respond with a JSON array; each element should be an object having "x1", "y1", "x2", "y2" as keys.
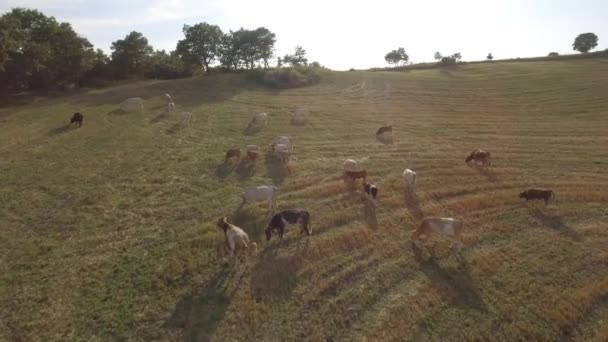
[{"x1": 0, "y1": 8, "x2": 312, "y2": 94}]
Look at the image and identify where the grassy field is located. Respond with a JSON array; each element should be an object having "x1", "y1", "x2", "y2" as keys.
[{"x1": 1, "y1": 58, "x2": 608, "y2": 341}]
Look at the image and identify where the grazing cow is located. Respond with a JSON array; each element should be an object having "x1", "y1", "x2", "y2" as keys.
[
  {"x1": 225, "y1": 148, "x2": 241, "y2": 163},
  {"x1": 180, "y1": 111, "x2": 192, "y2": 126},
  {"x1": 216, "y1": 217, "x2": 257, "y2": 259},
  {"x1": 465, "y1": 149, "x2": 491, "y2": 167},
  {"x1": 246, "y1": 145, "x2": 260, "y2": 161},
  {"x1": 120, "y1": 97, "x2": 144, "y2": 112},
  {"x1": 70, "y1": 112, "x2": 83, "y2": 127},
  {"x1": 166, "y1": 102, "x2": 175, "y2": 113},
  {"x1": 240, "y1": 185, "x2": 277, "y2": 210},
  {"x1": 403, "y1": 169, "x2": 417, "y2": 194},
  {"x1": 247, "y1": 112, "x2": 268, "y2": 130},
  {"x1": 266, "y1": 209, "x2": 311, "y2": 241},
  {"x1": 412, "y1": 217, "x2": 464, "y2": 252},
  {"x1": 363, "y1": 181, "x2": 378, "y2": 200},
  {"x1": 519, "y1": 188, "x2": 556, "y2": 205},
  {"x1": 270, "y1": 135, "x2": 294, "y2": 153},
  {"x1": 343, "y1": 159, "x2": 359, "y2": 172},
  {"x1": 376, "y1": 125, "x2": 392, "y2": 135},
  {"x1": 344, "y1": 169, "x2": 367, "y2": 184}
]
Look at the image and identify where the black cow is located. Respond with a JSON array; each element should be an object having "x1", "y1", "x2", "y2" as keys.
[
  {"x1": 266, "y1": 209, "x2": 311, "y2": 241},
  {"x1": 70, "y1": 112, "x2": 83, "y2": 127},
  {"x1": 519, "y1": 188, "x2": 555, "y2": 205}
]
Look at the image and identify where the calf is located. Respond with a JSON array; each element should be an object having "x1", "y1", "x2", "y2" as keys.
[
  {"x1": 266, "y1": 209, "x2": 311, "y2": 241},
  {"x1": 70, "y1": 112, "x2": 83, "y2": 127},
  {"x1": 465, "y1": 149, "x2": 491, "y2": 167},
  {"x1": 344, "y1": 169, "x2": 367, "y2": 184},
  {"x1": 216, "y1": 217, "x2": 257, "y2": 259},
  {"x1": 376, "y1": 125, "x2": 392, "y2": 135},
  {"x1": 363, "y1": 181, "x2": 378, "y2": 200},
  {"x1": 412, "y1": 217, "x2": 464, "y2": 252},
  {"x1": 225, "y1": 148, "x2": 241, "y2": 163},
  {"x1": 519, "y1": 188, "x2": 555, "y2": 205}
]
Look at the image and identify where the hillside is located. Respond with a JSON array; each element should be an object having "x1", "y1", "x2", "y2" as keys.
[{"x1": 1, "y1": 59, "x2": 608, "y2": 341}]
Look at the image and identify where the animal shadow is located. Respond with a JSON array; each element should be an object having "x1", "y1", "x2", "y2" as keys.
[
  {"x1": 235, "y1": 159, "x2": 256, "y2": 180},
  {"x1": 215, "y1": 162, "x2": 235, "y2": 180},
  {"x1": 165, "y1": 123, "x2": 183, "y2": 135},
  {"x1": 529, "y1": 207, "x2": 580, "y2": 241},
  {"x1": 376, "y1": 134, "x2": 393, "y2": 145},
  {"x1": 165, "y1": 268, "x2": 240, "y2": 341},
  {"x1": 412, "y1": 244, "x2": 486, "y2": 311},
  {"x1": 405, "y1": 193, "x2": 424, "y2": 218},
  {"x1": 363, "y1": 198, "x2": 378, "y2": 229},
  {"x1": 48, "y1": 124, "x2": 73, "y2": 136},
  {"x1": 243, "y1": 124, "x2": 263, "y2": 136},
  {"x1": 150, "y1": 112, "x2": 170, "y2": 123},
  {"x1": 230, "y1": 209, "x2": 266, "y2": 241},
  {"x1": 264, "y1": 152, "x2": 286, "y2": 185},
  {"x1": 476, "y1": 167, "x2": 497, "y2": 182},
  {"x1": 250, "y1": 247, "x2": 304, "y2": 301}
]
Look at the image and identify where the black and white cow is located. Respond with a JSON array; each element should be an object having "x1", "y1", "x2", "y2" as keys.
[
  {"x1": 266, "y1": 208, "x2": 311, "y2": 241},
  {"x1": 363, "y1": 181, "x2": 378, "y2": 200}
]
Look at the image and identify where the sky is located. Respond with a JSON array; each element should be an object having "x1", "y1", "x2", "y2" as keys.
[{"x1": 1, "y1": 0, "x2": 607, "y2": 70}]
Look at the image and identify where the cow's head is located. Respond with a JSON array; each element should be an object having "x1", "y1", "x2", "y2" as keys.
[
  {"x1": 519, "y1": 191, "x2": 527, "y2": 199},
  {"x1": 216, "y1": 217, "x2": 229, "y2": 232}
]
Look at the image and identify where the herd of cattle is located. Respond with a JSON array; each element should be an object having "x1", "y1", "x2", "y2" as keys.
[{"x1": 66, "y1": 93, "x2": 557, "y2": 261}]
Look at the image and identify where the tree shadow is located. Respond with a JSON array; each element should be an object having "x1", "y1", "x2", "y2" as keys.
[
  {"x1": 405, "y1": 192, "x2": 424, "y2": 219},
  {"x1": 475, "y1": 167, "x2": 497, "y2": 182},
  {"x1": 215, "y1": 162, "x2": 235, "y2": 180},
  {"x1": 48, "y1": 124, "x2": 73, "y2": 136},
  {"x1": 376, "y1": 133, "x2": 393, "y2": 145},
  {"x1": 165, "y1": 123, "x2": 183, "y2": 135},
  {"x1": 528, "y1": 207, "x2": 581, "y2": 241},
  {"x1": 164, "y1": 268, "x2": 241, "y2": 341},
  {"x1": 412, "y1": 244, "x2": 487, "y2": 311},
  {"x1": 263, "y1": 152, "x2": 286, "y2": 185},
  {"x1": 235, "y1": 159, "x2": 256, "y2": 181},
  {"x1": 250, "y1": 245, "x2": 305, "y2": 301}
]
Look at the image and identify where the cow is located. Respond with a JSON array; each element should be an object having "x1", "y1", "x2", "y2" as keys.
[
  {"x1": 166, "y1": 102, "x2": 175, "y2": 113},
  {"x1": 265, "y1": 209, "x2": 311, "y2": 241},
  {"x1": 247, "y1": 112, "x2": 268, "y2": 130},
  {"x1": 519, "y1": 188, "x2": 556, "y2": 205},
  {"x1": 270, "y1": 135, "x2": 294, "y2": 153},
  {"x1": 376, "y1": 125, "x2": 392, "y2": 135},
  {"x1": 403, "y1": 169, "x2": 417, "y2": 194},
  {"x1": 216, "y1": 217, "x2": 257, "y2": 259},
  {"x1": 164, "y1": 93, "x2": 173, "y2": 104},
  {"x1": 225, "y1": 148, "x2": 241, "y2": 163},
  {"x1": 246, "y1": 145, "x2": 260, "y2": 161},
  {"x1": 120, "y1": 97, "x2": 144, "y2": 112},
  {"x1": 363, "y1": 181, "x2": 378, "y2": 200},
  {"x1": 412, "y1": 217, "x2": 464, "y2": 252},
  {"x1": 343, "y1": 159, "x2": 359, "y2": 172},
  {"x1": 70, "y1": 112, "x2": 83, "y2": 128},
  {"x1": 465, "y1": 149, "x2": 491, "y2": 167},
  {"x1": 240, "y1": 185, "x2": 278, "y2": 210},
  {"x1": 344, "y1": 169, "x2": 367, "y2": 184}
]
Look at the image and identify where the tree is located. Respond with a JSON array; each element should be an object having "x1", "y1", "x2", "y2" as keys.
[
  {"x1": 111, "y1": 31, "x2": 153, "y2": 78},
  {"x1": 548, "y1": 52, "x2": 559, "y2": 57},
  {"x1": 176, "y1": 23, "x2": 223, "y2": 73},
  {"x1": 0, "y1": 8, "x2": 95, "y2": 91},
  {"x1": 572, "y1": 33, "x2": 598, "y2": 53},
  {"x1": 434, "y1": 52, "x2": 443, "y2": 62},
  {"x1": 283, "y1": 46, "x2": 308, "y2": 66},
  {"x1": 487, "y1": 53, "x2": 493, "y2": 61},
  {"x1": 385, "y1": 47, "x2": 409, "y2": 67},
  {"x1": 452, "y1": 52, "x2": 462, "y2": 62},
  {"x1": 146, "y1": 50, "x2": 190, "y2": 79}
]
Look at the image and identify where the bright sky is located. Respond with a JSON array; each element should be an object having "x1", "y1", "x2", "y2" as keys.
[{"x1": 1, "y1": 0, "x2": 607, "y2": 70}]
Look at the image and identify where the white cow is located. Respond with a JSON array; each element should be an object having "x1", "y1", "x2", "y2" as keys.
[
  {"x1": 166, "y1": 102, "x2": 175, "y2": 113},
  {"x1": 120, "y1": 97, "x2": 144, "y2": 112},
  {"x1": 412, "y1": 217, "x2": 464, "y2": 252},
  {"x1": 343, "y1": 159, "x2": 359, "y2": 172},
  {"x1": 270, "y1": 135, "x2": 294, "y2": 153},
  {"x1": 240, "y1": 185, "x2": 277, "y2": 210},
  {"x1": 216, "y1": 217, "x2": 257, "y2": 259},
  {"x1": 403, "y1": 169, "x2": 417, "y2": 194}
]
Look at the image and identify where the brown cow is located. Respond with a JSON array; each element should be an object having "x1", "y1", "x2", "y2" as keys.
[
  {"x1": 376, "y1": 125, "x2": 392, "y2": 135},
  {"x1": 519, "y1": 188, "x2": 555, "y2": 205},
  {"x1": 465, "y1": 149, "x2": 491, "y2": 167},
  {"x1": 225, "y1": 148, "x2": 241, "y2": 163},
  {"x1": 344, "y1": 169, "x2": 367, "y2": 184}
]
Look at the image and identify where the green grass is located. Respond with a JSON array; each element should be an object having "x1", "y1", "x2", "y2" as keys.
[{"x1": 1, "y1": 59, "x2": 608, "y2": 341}]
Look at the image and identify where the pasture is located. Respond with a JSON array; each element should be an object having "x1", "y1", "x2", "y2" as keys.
[{"x1": 1, "y1": 59, "x2": 607, "y2": 341}]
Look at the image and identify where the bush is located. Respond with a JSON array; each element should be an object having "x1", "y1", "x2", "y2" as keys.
[
  {"x1": 247, "y1": 66, "x2": 324, "y2": 89},
  {"x1": 439, "y1": 56, "x2": 457, "y2": 66},
  {"x1": 548, "y1": 52, "x2": 559, "y2": 57}
]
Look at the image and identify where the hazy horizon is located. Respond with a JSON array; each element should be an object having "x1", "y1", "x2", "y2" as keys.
[{"x1": 1, "y1": 0, "x2": 606, "y2": 70}]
